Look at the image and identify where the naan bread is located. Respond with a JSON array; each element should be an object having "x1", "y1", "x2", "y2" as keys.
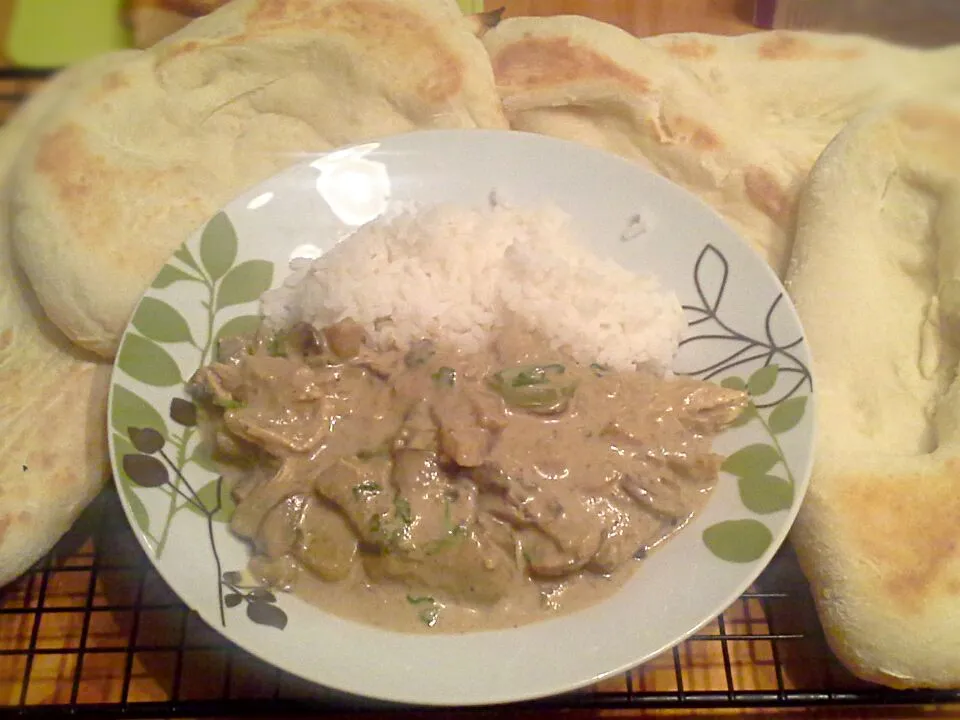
[
  {"x1": 127, "y1": 0, "x2": 231, "y2": 48},
  {"x1": 0, "y1": 55, "x2": 133, "y2": 586},
  {"x1": 786, "y1": 99, "x2": 960, "y2": 688},
  {"x1": 482, "y1": 17, "x2": 960, "y2": 275},
  {"x1": 12, "y1": 0, "x2": 508, "y2": 358}
]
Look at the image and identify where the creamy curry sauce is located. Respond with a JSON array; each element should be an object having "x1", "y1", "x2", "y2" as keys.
[{"x1": 189, "y1": 318, "x2": 747, "y2": 633}]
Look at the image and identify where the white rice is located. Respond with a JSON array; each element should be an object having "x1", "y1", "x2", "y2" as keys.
[{"x1": 260, "y1": 202, "x2": 686, "y2": 372}]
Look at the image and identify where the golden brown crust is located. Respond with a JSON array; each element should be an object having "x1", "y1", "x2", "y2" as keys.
[
  {"x1": 787, "y1": 98, "x2": 960, "y2": 688},
  {"x1": 483, "y1": 16, "x2": 960, "y2": 275},
  {"x1": 743, "y1": 166, "x2": 789, "y2": 227},
  {"x1": 12, "y1": 0, "x2": 507, "y2": 357},
  {"x1": 841, "y1": 465, "x2": 960, "y2": 615},
  {"x1": 756, "y1": 32, "x2": 864, "y2": 61},
  {"x1": 0, "y1": 56, "x2": 121, "y2": 587},
  {"x1": 492, "y1": 36, "x2": 650, "y2": 96},
  {"x1": 662, "y1": 37, "x2": 717, "y2": 60}
]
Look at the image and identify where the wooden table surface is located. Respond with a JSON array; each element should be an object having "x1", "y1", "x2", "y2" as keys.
[{"x1": 0, "y1": 1, "x2": 956, "y2": 718}]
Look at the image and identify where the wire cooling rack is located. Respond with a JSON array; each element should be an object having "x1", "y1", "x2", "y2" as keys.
[
  {"x1": 3, "y1": 67, "x2": 960, "y2": 718},
  {"x1": 2, "y1": 489, "x2": 960, "y2": 718}
]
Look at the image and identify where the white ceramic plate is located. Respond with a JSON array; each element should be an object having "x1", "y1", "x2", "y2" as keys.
[{"x1": 107, "y1": 129, "x2": 815, "y2": 707}]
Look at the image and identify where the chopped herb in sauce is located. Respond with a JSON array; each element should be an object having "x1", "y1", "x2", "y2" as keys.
[
  {"x1": 488, "y1": 364, "x2": 575, "y2": 414},
  {"x1": 406, "y1": 594, "x2": 435, "y2": 605},
  {"x1": 352, "y1": 481, "x2": 382, "y2": 499},
  {"x1": 424, "y1": 523, "x2": 467, "y2": 556},
  {"x1": 356, "y1": 446, "x2": 389, "y2": 461},
  {"x1": 214, "y1": 397, "x2": 245, "y2": 410},
  {"x1": 590, "y1": 362, "x2": 611, "y2": 377},
  {"x1": 266, "y1": 335, "x2": 287, "y2": 357},
  {"x1": 498, "y1": 363, "x2": 565, "y2": 387},
  {"x1": 431, "y1": 366, "x2": 457, "y2": 386},
  {"x1": 406, "y1": 595, "x2": 441, "y2": 627},
  {"x1": 394, "y1": 496, "x2": 413, "y2": 525}
]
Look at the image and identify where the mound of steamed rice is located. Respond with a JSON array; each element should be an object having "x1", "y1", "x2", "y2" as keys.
[{"x1": 260, "y1": 203, "x2": 686, "y2": 372}]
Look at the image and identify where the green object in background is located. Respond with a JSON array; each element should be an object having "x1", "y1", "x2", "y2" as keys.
[
  {"x1": 457, "y1": 0, "x2": 485, "y2": 13},
  {"x1": 7, "y1": 0, "x2": 131, "y2": 69},
  {"x1": 5, "y1": 0, "x2": 481, "y2": 69}
]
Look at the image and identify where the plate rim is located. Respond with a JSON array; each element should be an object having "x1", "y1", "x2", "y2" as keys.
[{"x1": 106, "y1": 127, "x2": 816, "y2": 707}]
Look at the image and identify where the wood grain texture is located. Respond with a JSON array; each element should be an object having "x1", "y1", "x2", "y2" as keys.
[{"x1": 486, "y1": 0, "x2": 758, "y2": 36}]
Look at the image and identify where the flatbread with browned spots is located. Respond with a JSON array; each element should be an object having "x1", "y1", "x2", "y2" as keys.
[
  {"x1": 0, "y1": 55, "x2": 134, "y2": 587},
  {"x1": 482, "y1": 17, "x2": 960, "y2": 275},
  {"x1": 786, "y1": 98, "x2": 960, "y2": 689},
  {"x1": 12, "y1": 0, "x2": 508, "y2": 358}
]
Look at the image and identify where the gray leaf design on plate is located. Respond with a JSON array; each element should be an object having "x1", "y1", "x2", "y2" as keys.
[
  {"x1": 122, "y1": 454, "x2": 169, "y2": 488},
  {"x1": 128, "y1": 426, "x2": 165, "y2": 454},
  {"x1": 247, "y1": 601, "x2": 288, "y2": 631},
  {"x1": 169, "y1": 397, "x2": 198, "y2": 427}
]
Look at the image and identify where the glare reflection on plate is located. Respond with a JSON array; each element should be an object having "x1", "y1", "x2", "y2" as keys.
[
  {"x1": 311, "y1": 142, "x2": 390, "y2": 227},
  {"x1": 245, "y1": 191, "x2": 274, "y2": 210},
  {"x1": 315, "y1": 157, "x2": 391, "y2": 226},
  {"x1": 289, "y1": 243, "x2": 324, "y2": 262}
]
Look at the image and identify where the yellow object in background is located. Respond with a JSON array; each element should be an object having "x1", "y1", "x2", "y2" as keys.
[
  {"x1": 4, "y1": 0, "x2": 484, "y2": 68},
  {"x1": 458, "y1": 0, "x2": 485, "y2": 13},
  {"x1": 7, "y1": 0, "x2": 131, "y2": 68}
]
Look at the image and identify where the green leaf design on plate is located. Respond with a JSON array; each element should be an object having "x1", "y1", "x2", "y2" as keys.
[
  {"x1": 173, "y1": 245, "x2": 201, "y2": 273},
  {"x1": 200, "y1": 212, "x2": 238, "y2": 282},
  {"x1": 747, "y1": 365, "x2": 778, "y2": 396},
  {"x1": 113, "y1": 433, "x2": 151, "y2": 537},
  {"x1": 721, "y1": 443, "x2": 780, "y2": 478},
  {"x1": 215, "y1": 314, "x2": 262, "y2": 347},
  {"x1": 215, "y1": 261, "x2": 274, "y2": 312},
  {"x1": 189, "y1": 444, "x2": 220, "y2": 473},
  {"x1": 769, "y1": 396, "x2": 807, "y2": 434},
  {"x1": 730, "y1": 403, "x2": 757, "y2": 428},
  {"x1": 152, "y1": 265, "x2": 197, "y2": 290},
  {"x1": 112, "y1": 385, "x2": 167, "y2": 439},
  {"x1": 184, "y1": 479, "x2": 235, "y2": 522},
  {"x1": 720, "y1": 376, "x2": 746, "y2": 391},
  {"x1": 132, "y1": 297, "x2": 195, "y2": 345},
  {"x1": 738, "y1": 474, "x2": 794, "y2": 514},
  {"x1": 117, "y1": 334, "x2": 182, "y2": 387},
  {"x1": 703, "y1": 519, "x2": 772, "y2": 563}
]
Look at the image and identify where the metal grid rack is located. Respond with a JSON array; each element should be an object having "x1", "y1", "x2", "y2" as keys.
[
  {"x1": 4, "y1": 494, "x2": 960, "y2": 717},
  {"x1": 3, "y1": 67, "x2": 960, "y2": 717}
]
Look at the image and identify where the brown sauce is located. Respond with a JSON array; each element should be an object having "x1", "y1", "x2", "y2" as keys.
[{"x1": 189, "y1": 318, "x2": 747, "y2": 633}]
